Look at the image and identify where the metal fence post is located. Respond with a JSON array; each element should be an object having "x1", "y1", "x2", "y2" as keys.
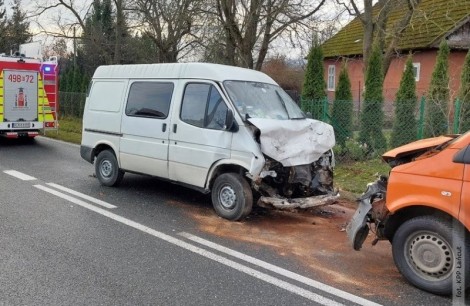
[
  {"x1": 453, "y1": 98, "x2": 461, "y2": 134},
  {"x1": 300, "y1": 97, "x2": 308, "y2": 114},
  {"x1": 417, "y1": 96, "x2": 425, "y2": 139},
  {"x1": 323, "y1": 97, "x2": 329, "y2": 122}
]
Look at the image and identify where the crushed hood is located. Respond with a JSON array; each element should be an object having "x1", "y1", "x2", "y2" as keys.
[
  {"x1": 248, "y1": 118, "x2": 335, "y2": 167},
  {"x1": 382, "y1": 135, "x2": 455, "y2": 163}
]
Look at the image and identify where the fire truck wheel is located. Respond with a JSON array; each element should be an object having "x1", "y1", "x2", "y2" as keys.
[
  {"x1": 392, "y1": 215, "x2": 469, "y2": 295},
  {"x1": 211, "y1": 173, "x2": 252, "y2": 221},
  {"x1": 95, "y1": 150, "x2": 124, "y2": 187}
]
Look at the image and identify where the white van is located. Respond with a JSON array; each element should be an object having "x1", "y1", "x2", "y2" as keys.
[{"x1": 80, "y1": 63, "x2": 338, "y2": 220}]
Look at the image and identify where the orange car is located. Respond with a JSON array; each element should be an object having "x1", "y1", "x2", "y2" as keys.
[{"x1": 347, "y1": 133, "x2": 470, "y2": 295}]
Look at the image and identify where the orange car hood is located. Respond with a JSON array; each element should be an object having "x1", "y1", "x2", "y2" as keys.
[{"x1": 382, "y1": 136, "x2": 454, "y2": 162}]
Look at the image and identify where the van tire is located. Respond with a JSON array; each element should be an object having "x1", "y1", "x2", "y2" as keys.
[
  {"x1": 95, "y1": 150, "x2": 124, "y2": 187},
  {"x1": 211, "y1": 173, "x2": 253, "y2": 221},
  {"x1": 392, "y1": 216, "x2": 469, "y2": 295}
]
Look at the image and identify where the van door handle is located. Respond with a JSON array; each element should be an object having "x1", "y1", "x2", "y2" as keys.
[
  {"x1": 173, "y1": 124, "x2": 177, "y2": 133},
  {"x1": 162, "y1": 123, "x2": 167, "y2": 132}
]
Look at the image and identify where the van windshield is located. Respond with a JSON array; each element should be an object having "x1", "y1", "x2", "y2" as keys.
[{"x1": 223, "y1": 80, "x2": 305, "y2": 120}]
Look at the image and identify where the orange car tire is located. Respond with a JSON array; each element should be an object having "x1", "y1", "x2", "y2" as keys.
[{"x1": 392, "y1": 215, "x2": 469, "y2": 295}]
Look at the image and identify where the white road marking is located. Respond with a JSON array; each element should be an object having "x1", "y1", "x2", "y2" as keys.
[
  {"x1": 179, "y1": 233, "x2": 382, "y2": 306},
  {"x1": 34, "y1": 184, "x2": 345, "y2": 306},
  {"x1": 4, "y1": 170, "x2": 36, "y2": 181},
  {"x1": 46, "y1": 183, "x2": 117, "y2": 209}
]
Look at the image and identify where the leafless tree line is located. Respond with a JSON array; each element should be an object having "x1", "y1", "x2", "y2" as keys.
[
  {"x1": 29, "y1": 0, "x2": 341, "y2": 69},
  {"x1": 29, "y1": 0, "x2": 440, "y2": 75}
]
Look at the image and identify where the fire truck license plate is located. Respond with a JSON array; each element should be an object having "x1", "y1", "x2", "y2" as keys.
[{"x1": 12, "y1": 122, "x2": 31, "y2": 128}]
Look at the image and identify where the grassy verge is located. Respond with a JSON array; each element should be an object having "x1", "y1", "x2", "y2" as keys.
[
  {"x1": 335, "y1": 159, "x2": 390, "y2": 195},
  {"x1": 46, "y1": 117, "x2": 390, "y2": 195},
  {"x1": 44, "y1": 116, "x2": 82, "y2": 144}
]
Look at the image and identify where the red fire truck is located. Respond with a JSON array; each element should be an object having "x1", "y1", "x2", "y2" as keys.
[{"x1": 0, "y1": 53, "x2": 58, "y2": 138}]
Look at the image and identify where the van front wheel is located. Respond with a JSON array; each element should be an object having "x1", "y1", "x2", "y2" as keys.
[
  {"x1": 95, "y1": 150, "x2": 124, "y2": 187},
  {"x1": 211, "y1": 173, "x2": 253, "y2": 221},
  {"x1": 392, "y1": 216, "x2": 469, "y2": 295}
]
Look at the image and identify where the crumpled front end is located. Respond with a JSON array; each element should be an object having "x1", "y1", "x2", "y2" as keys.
[
  {"x1": 347, "y1": 135, "x2": 461, "y2": 250},
  {"x1": 245, "y1": 117, "x2": 339, "y2": 210},
  {"x1": 253, "y1": 150, "x2": 339, "y2": 209},
  {"x1": 346, "y1": 176, "x2": 390, "y2": 250}
]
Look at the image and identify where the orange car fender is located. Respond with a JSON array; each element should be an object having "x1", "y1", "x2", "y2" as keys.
[{"x1": 386, "y1": 172, "x2": 462, "y2": 222}]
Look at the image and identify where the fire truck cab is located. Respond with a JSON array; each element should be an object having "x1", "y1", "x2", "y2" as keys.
[{"x1": 0, "y1": 52, "x2": 58, "y2": 138}]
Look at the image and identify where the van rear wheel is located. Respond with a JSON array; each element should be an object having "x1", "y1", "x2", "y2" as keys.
[
  {"x1": 211, "y1": 173, "x2": 253, "y2": 221},
  {"x1": 95, "y1": 150, "x2": 124, "y2": 187}
]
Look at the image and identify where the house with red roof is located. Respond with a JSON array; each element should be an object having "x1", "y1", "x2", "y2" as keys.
[{"x1": 322, "y1": 0, "x2": 470, "y2": 106}]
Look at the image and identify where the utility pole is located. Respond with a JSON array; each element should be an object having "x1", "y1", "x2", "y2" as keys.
[{"x1": 73, "y1": 26, "x2": 77, "y2": 68}]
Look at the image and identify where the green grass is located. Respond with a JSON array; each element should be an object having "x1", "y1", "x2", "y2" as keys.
[
  {"x1": 44, "y1": 117, "x2": 82, "y2": 144},
  {"x1": 44, "y1": 116, "x2": 390, "y2": 195},
  {"x1": 335, "y1": 159, "x2": 390, "y2": 194}
]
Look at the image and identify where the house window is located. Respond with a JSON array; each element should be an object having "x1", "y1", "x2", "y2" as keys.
[
  {"x1": 327, "y1": 65, "x2": 336, "y2": 91},
  {"x1": 412, "y1": 63, "x2": 421, "y2": 82}
]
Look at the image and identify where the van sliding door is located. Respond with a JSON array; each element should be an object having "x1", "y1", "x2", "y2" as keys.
[{"x1": 120, "y1": 81, "x2": 174, "y2": 178}]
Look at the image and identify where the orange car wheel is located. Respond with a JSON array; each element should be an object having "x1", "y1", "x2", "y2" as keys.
[{"x1": 392, "y1": 215, "x2": 469, "y2": 295}]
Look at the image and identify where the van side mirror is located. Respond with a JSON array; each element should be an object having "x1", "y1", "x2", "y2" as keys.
[
  {"x1": 453, "y1": 145, "x2": 470, "y2": 164},
  {"x1": 225, "y1": 109, "x2": 237, "y2": 132},
  {"x1": 305, "y1": 112, "x2": 312, "y2": 119}
]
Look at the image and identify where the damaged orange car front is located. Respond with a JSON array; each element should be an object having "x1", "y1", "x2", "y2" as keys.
[{"x1": 347, "y1": 133, "x2": 470, "y2": 295}]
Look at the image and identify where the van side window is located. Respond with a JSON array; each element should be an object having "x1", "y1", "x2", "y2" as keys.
[
  {"x1": 126, "y1": 82, "x2": 173, "y2": 118},
  {"x1": 181, "y1": 83, "x2": 228, "y2": 130}
]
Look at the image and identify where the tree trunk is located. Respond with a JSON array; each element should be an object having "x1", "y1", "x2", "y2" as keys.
[
  {"x1": 382, "y1": 0, "x2": 420, "y2": 75},
  {"x1": 361, "y1": 0, "x2": 373, "y2": 69},
  {"x1": 113, "y1": 0, "x2": 123, "y2": 64}
]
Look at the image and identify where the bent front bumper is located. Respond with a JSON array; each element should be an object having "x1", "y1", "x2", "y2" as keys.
[
  {"x1": 346, "y1": 197, "x2": 372, "y2": 250},
  {"x1": 257, "y1": 192, "x2": 340, "y2": 209},
  {"x1": 346, "y1": 177, "x2": 388, "y2": 250}
]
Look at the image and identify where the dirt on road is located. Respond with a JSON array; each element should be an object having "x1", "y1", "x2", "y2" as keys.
[{"x1": 176, "y1": 198, "x2": 416, "y2": 302}]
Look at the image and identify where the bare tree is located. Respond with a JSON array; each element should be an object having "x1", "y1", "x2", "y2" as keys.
[
  {"x1": 31, "y1": 0, "x2": 131, "y2": 65},
  {"x1": 212, "y1": 0, "x2": 327, "y2": 70},
  {"x1": 43, "y1": 37, "x2": 68, "y2": 58},
  {"x1": 337, "y1": 0, "x2": 420, "y2": 74},
  {"x1": 30, "y1": 1, "x2": 89, "y2": 39},
  {"x1": 130, "y1": 0, "x2": 203, "y2": 63}
]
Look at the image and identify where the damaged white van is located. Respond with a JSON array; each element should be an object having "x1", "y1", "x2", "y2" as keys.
[{"x1": 80, "y1": 63, "x2": 338, "y2": 220}]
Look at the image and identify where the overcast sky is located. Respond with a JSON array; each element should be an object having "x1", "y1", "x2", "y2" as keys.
[{"x1": 5, "y1": 0, "x2": 354, "y2": 61}]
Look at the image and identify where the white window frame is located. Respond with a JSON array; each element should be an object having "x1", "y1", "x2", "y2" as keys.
[
  {"x1": 412, "y1": 63, "x2": 421, "y2": 82},
  {"x1": 403, "y1": 62, "x2": 420, "y2": 82},
  {"x1": 327, "y1": 65, "x2": 336, "y2": 91}
]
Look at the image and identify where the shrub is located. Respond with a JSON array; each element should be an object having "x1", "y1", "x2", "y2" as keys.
[
  {"x1": 358, "y1": 44, "x2": 387, "y2": 151},
  {"x1": 331, "y1": 61, "x2": 353, "y2": 146},
  {"x1": 334, "y1": 138, "x2": 374, "y2": 162},
  {"x1": 302, "y1": 41, "x2": 325, "y2": 119},
  {"x1": 458, "y1": 48, "x2": 470, "y2": 133},
  {"x1": 424, "y1": 40, "x2": 449, "y2": 137},
  {"x1": 390, "y1": 56, "x2": 417, "y2": 147}
]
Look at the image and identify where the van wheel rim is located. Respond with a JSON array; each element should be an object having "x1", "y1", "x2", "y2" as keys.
[
  {"x1": 219, "y1": 186, "x2": 237, "y2": 209},
  {"x1": 100, "y1": 160, "x2": 113, "y2": 178},
  {"x1": 405, "y1": 231, "x2": 453, "y2": 281}
]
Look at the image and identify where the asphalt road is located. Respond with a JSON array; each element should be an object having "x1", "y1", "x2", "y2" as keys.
[{"x1": 0, "y1": 136, "x2": 463, "y2": 305}]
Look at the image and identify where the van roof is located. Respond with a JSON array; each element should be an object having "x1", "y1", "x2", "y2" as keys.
[{"x1": 93, "y1": 62, "x2": 277, "y2": 85}]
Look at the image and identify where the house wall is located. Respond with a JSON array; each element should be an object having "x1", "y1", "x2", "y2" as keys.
[{"x1": 324, "y1": 50, "x2": 468, "y2": 108}]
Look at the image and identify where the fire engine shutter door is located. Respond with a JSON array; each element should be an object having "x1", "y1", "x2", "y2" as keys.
[
  {"x1": 37, "y1": 73, "x2": 55, "y2": 123},
  {"x1": 3, "y1": 70, "x2": 38, "y2": 122}
]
